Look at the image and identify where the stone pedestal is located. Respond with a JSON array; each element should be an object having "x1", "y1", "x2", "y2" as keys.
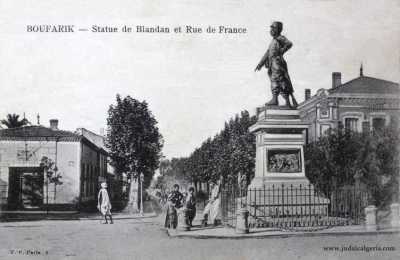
[
  {"x1": 235, "y1": 208, "x2": 249, "y2": 234},
  {"x1": 247, "y1": 106, "x2": 329, "y2": 216},
  {"x1": 390, "y1": 203, "x2": 400, "y2": 228},
  {"x1": 365, "y1": 205, "x2": 377, "y2": 231},
  {"x1": 249, "y1": 107, "x2": 311, "y2": 189}
]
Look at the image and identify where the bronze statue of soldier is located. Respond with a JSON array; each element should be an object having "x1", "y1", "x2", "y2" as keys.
[{"x1": 255, "y1": 21, "x2": 298, "y2": 108}]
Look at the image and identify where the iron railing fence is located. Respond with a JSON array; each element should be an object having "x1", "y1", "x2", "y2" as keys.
[
  {"x1": 221, "y1": 184, "x2": 374, "y2": 230},
  {"x1": 0, "y1": 184, "x2": 7, "y2": 206}
]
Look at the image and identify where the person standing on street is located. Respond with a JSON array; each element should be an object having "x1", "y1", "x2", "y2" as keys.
[
  {"x1": 201, "y1": 178, "x2": 222, "y2": 227},
  {"x1": 184, "y1": 187, "x2": 196, "y2": 227},
  {"x1": 164, "y1": 184, "x2": 184, "y2": 229},
  {"x1": 97, "y1": 182, "x2": 113, "y2": 224}
]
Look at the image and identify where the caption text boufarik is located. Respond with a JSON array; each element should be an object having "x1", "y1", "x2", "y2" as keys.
[{"x1": 26, "y1": 25, "x2": 247, "y2": 34}]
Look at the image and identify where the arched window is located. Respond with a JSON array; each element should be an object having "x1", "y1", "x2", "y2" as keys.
[
  {"x1": 342, "y1": 112, "x2": 363, "y2": 133},
  {"x1": 345, "y1": 118, "x2": 359, "y2": 132},
  {"x1": 372, "y1": 117, "x2": 385, "y2": 131}
]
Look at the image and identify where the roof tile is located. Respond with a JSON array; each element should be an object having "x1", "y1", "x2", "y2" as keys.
[
  {"x1": 0, "y1": 126, "x2": 82, "y2": 142},
  {"x1": 329, "y1": 76, "x2": 400, "y2": 94}
]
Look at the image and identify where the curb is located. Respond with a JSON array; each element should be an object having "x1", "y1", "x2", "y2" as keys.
[
  {"x1": 166, "y1": 228, "x2": 400, "y2": 239},
  {"x1": 0, "y1": 212, "x2": 158, "y2": 222},
  {"x1": 79, "y1": 212, "x2": 158, "y2": 220}
]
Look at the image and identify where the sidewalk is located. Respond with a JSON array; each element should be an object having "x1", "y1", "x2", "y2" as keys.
[
  {"x1": 167, "y1": 222, "x2": 400, "y2": 239},
  {"x1": 0, "y1": 210, "x2": 157, "y2": 222},
  {"x1": 80, "y1": 211, "x2": 157, "y2": 220},
  {"x1": 0, "y1": 200, "x2": 160, "y2": 222}
]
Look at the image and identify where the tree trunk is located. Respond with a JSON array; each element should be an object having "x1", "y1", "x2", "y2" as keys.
[
  {"x1": 124, "y1": 178, "x2": 139, "y2": 213},
  {"x1": 54, "y1": 184, "x2": 57, "y2": 202}
]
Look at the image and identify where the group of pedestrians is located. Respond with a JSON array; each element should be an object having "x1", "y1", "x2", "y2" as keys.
[
  {"x1": 95, "y1": 179, "x2": 223, "y2": 228},
  {"x1": 164, "y1": 179, "x2": 222, "y2": 229},
  {"x1": 164, "y1": 184, "x2": 196, "y2": 229}
]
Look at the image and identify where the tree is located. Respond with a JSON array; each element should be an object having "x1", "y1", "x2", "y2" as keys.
[
  {"x1": 1, "y1": 113, "x2": 29, "y2": 128},
  {"x1": 305, "y1": 124, "x2": 400, "y2": 209},
  {"x1": 356, "y1": 125, "x2": 400, "y2": 207},
  {"x1": 305, "y1": 127, "x2": 362, "y2": 193},
  {"x1": 105, "y1": 95, "x2": 163, "y2": 212},
  {"x1": 181, "y1": 110, "x2": 256, "y2": 190},
  {"x1": 154, "y1": 158, "x2": 191, "y2": 193},
  {"x1": 40, "y1": 156, "x2": 63, "y2": 206},
  {"x1": 153, "y1": 110, "x2": 256, "y2": 196}
]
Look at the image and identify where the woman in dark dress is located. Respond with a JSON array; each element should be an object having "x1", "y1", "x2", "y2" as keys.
[
  {"x1": 184, "y1": 187, "x2": 196, "y2": 227},
  {"x1": 164, "y1": 184, "x2": 184, "y2": 229}
]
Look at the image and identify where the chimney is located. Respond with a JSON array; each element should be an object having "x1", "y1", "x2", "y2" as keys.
[
  {"x1": 50, "y1": 119, "x2": 59, "y2": 130},
  {"x1": 332, "y1": 72, "x2": 341, "y2": 88},
  {"x1": 305, "y1": 89, "x2": 311, "y2": 101},
  {"x1": 360, "y1": 63, "x2": 364, "y2": 77}
]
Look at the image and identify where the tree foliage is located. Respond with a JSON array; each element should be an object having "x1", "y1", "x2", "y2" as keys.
[
  {"x1": 1, "y1": 113, "x2": 29, "y2": 128},
  {"x1": 305, "y1": 127, "x2": 362, "y2": 192},
  {"x1": 155, "y1": 110, "x2": 257, "y2": 190},
  {"x1": 305, "y1": 124, "x2": 400, "y2": 208},
  {"x1": 154, "y1": 157, "x2": 191, "y2": 191},
  {"x1": 105, "y1": 95, "x2": 163, "y2": 188}
]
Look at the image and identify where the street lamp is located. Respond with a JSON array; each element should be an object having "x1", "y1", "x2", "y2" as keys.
[{"x1": 140, "y1": 172, "x2": 144, "y2": 216}]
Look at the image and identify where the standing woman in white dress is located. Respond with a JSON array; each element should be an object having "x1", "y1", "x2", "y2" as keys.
[
  {"x1": 97, "y1": 182, "x2": 113, "y2": 224},
  {"x1": 201, "y1": 178, "x2": 222, "y2": 226}
]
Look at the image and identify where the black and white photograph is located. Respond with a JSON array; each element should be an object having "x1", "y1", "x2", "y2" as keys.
[{"x1": 0, "y1": 0, "x2": 399, "y2": 259}]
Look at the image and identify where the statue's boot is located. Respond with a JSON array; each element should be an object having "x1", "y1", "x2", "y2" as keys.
[
  {"x1": 282, "y1": 95, "x2": 291, "y2": 108},
  {"x1": 290, "y1": 94, "x2": 298, "y2": 108},
  {"x1": 266, "y1": 94, "x2": 279, "y2": 106}
]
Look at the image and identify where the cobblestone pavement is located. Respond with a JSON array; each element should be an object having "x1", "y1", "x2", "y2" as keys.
[{"x1": 0, "y1": 214, "x2": 399, "y2": 260}]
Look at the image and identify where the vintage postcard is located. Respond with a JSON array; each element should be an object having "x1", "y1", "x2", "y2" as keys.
[{"x1": 0, "y1": 0, "x2": 399, "y2": 259}]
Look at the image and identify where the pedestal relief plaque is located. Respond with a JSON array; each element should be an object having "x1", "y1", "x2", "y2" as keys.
[{"x1": 267, "y1": 148, "x2": 301, "y2": 173}]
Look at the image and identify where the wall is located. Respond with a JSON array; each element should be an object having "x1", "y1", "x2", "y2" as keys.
[
  {"x1": 80, "y1": 142, "x2": 106, "y2": 203},
  {"x1": 337, "y1": 98, "x2": 397, "y2": 132},
  {"x1": 0, "y1": 140, "x2": 80, "y2": 206},
  {"x1": 300, "y1": 96, "x2": 400, "y2": 142},
  {"x1": 50, "y1": 142, "x2": 81, "y2": 204}
]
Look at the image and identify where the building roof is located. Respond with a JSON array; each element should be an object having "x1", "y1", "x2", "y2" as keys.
[
  {"x1": 0, "y1": 126, "x2": 82, "y2": 141},
  {"x1": 76, "y1": 128, "x2": 107, "y2": 150},
  {"x1": 329, "y1": 76, "x2": 400, "y2": 95},
  {"x1": 0, "y1": 126, "x2": 107, "y2": 154}
]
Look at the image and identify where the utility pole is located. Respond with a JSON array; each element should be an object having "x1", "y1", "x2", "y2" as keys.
[{"x1": 45, "y1": 168, "x2": 49, "y2": 215}]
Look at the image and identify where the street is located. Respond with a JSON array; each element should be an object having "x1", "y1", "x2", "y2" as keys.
[{"x1": 0, "y1": 213, "x2": 399, "y2": 260}]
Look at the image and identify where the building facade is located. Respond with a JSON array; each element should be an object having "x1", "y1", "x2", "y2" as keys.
[
  {"x1": 0, "y1": 120, "x2": 107, "y2": 211},
  {"x1": 76, "y1": 127, "x2": 128, "y2": 205},
  {"x1": 298, "y1": 68, "x2": 400, "y2": 142}
]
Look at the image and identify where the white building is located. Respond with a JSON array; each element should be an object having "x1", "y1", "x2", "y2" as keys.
[
  {"x1": 298, "y1": 68, "x2": 400, "y2": 142},
  {"x1": 0, "y1": 120, "x2": 107, "y2": 211}
]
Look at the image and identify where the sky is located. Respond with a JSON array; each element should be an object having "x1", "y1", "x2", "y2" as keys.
[{"x1": 0, "y1": 0, "x2": 399, "y2": 159}]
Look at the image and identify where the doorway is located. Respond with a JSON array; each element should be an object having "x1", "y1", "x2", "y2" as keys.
[{"x1": 7, "y1": 167, "x2": 43, "y2": 210}]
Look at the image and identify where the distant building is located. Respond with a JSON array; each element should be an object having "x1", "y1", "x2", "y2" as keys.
[
  {"x1": 0, "y1": 120, "x2": 107, "y2": 211},
  {"x1": 298, "y1": 67, "x2": 400, "y2": 142},
  {"x1": 75, "y1": 127, "x2": 127, "y2": 204}
]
